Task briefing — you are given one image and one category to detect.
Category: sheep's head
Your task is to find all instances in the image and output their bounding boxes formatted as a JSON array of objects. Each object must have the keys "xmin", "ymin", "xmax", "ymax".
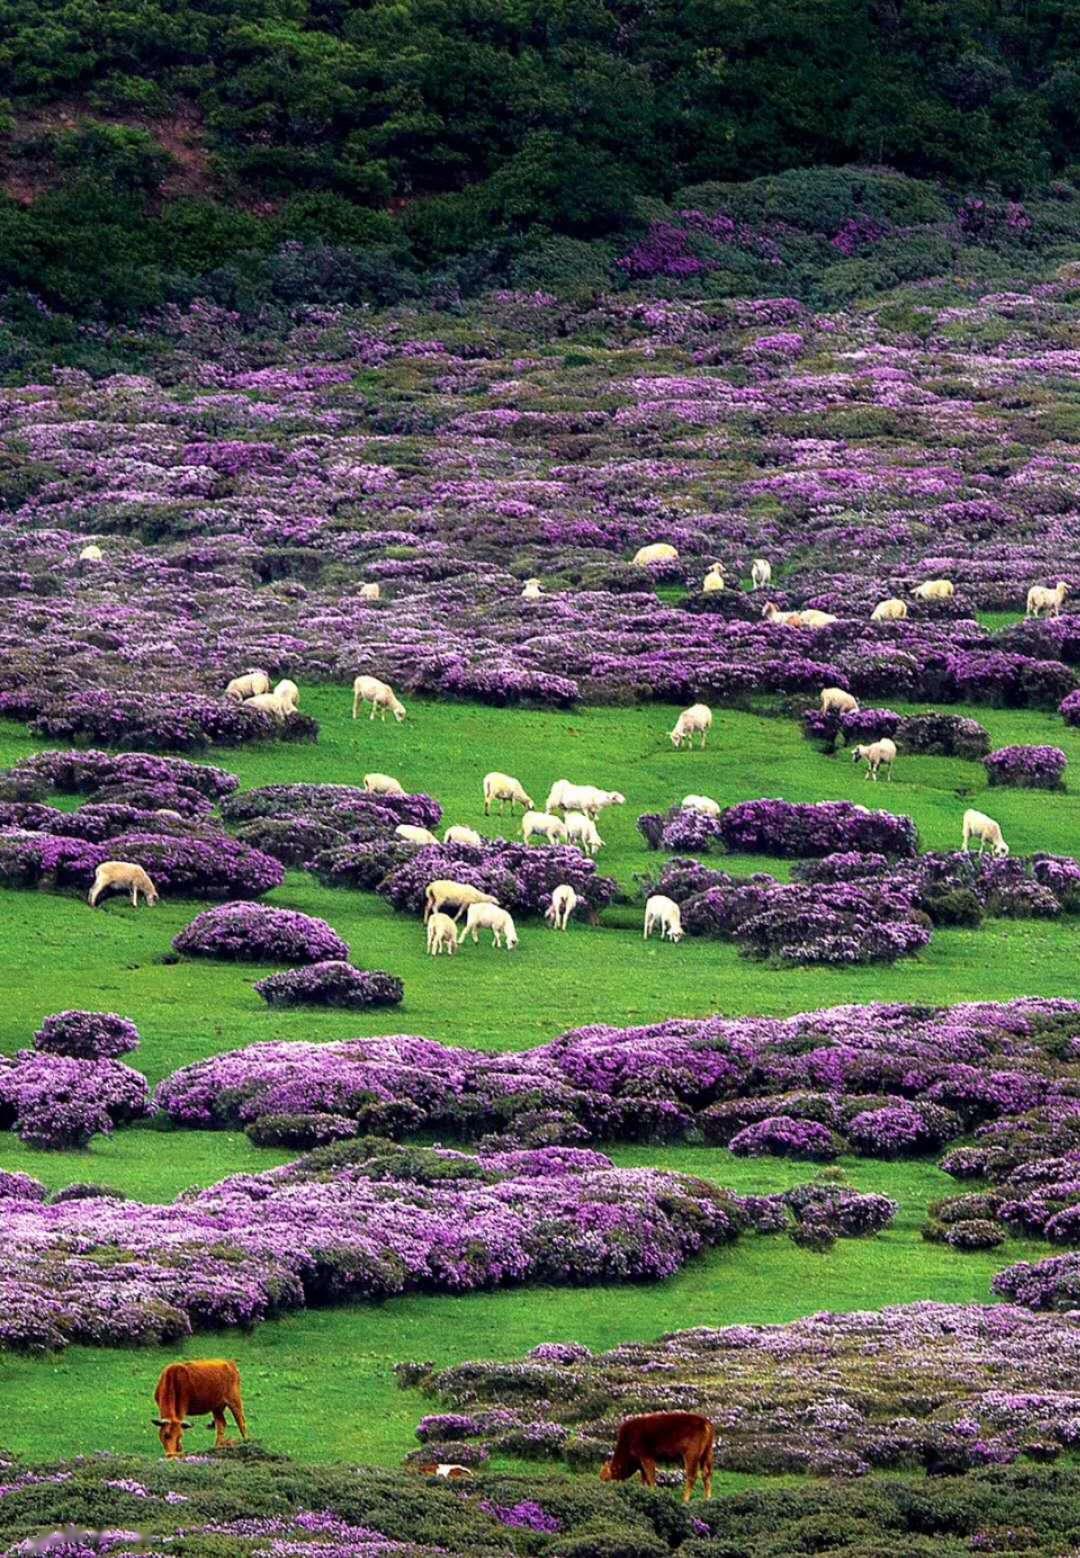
[{"xmin": 995, "ymin": 840, "xmax": 1010, "ymax": 858}]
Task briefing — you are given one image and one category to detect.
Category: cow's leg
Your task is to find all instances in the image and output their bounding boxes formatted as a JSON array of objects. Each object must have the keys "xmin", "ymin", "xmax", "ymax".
[
  {"xmin": 639, "ymin": 1457, "xmax": 657, "ymax": 1488},
  {"xmin": 683, "ymin": 1451, "xmax": 698, "ymax": 1502},
  {"xmin": 211, "ymin": 1408, "xmax": 229, "ymax": 1447},
  {"xmin": 703, "ymin": 1442, "xmax": 714, "ymax": 1500}
]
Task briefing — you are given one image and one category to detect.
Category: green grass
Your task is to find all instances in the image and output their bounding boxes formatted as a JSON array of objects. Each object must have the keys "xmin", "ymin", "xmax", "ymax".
[{"xmin": 0, "ymin": 688, "xmax": 1075, "ymax": 1466}]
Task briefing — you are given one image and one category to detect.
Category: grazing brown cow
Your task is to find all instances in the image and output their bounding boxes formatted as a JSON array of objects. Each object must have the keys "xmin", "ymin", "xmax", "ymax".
[
  {"xmin": 600, "ymin": 1411, "xmax": 714, "ymax": 1502},
  {"xmin": 152, "ymin": 1359, "xmax": 248, "ymax": 1459}
]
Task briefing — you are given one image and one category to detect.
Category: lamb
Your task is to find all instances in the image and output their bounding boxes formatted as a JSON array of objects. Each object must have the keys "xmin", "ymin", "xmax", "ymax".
[
  {"xmin": 670, "ymin": 703, "xmax": 713, "ymax": 749},
  {"xmin": 483, "ymin": 772, "xmax": 534, "ymax": 816},
  {"xmin": 426, "ymin": 911, "xmax": 459, "ymax": 956},
  {"xmin": 88, "ymin": 861, "xmax": 159, "ymax": 908},
  {"xmin": 563, "ymin": 810, "xmax": 604, "ymax": 856},
  {"xmin": 871, "ymin": 598, "xmax": 908, "ymax": 622},
  {"xmin": 423, "ymin": 880, "xmax": 499, "ymax": 922},
  {"xmin": 359, "ymin": 582, "xmax": 381, "ymax": 601},
  {"xmin": 352, "ymin": 675, "xmax": 407, "ymax": 722},
  {"xmin": 911, "ymin": 579, "xmax": 955, "ymax": 602},
  {"xmin": 643, "ymin": 894, "xmax": 683, "ymax": 943},
  {"xmin": 244, "ymin": 691, "xmax": 291, "ymax": 723},
  {"xmin": 631, "ymin": 542, "xmax": 679, "ymax": 567},
  {"xmin": 545, "ymin": 781, "xmax": 626, "ymax": 818},
  {"xmin": 225, "ymin": 669, "xmax": 271, "ymax": 702},
  {"xmin": 521, "ymin": 577, "xmax": 542, "ymax": 600},
  {"xmin": 444, "ymin": 824, "xmax": 484, "ymax": 848},
  {"xmin": 273, "ymin": 679, "xmax": 300, "ymax": 711},
  {"xmin": 1026, "ymin": 580, "xmax": 1070, "ymax": 618},
  {"xmin": 820, "ymin": 687, "xmax": 859, "ymax": 715},
  {"xmin": 78, "ymin": 544, "xmax": 104, "ymax": 563},
  {"xmin": 458, "ymin": 901, "xmax": 518, "ymax": 950},
  {"xmin": 851, "ymin": 738, "xmax": 897, "ymax": 781},
  {"xmin": 522, "ymin": 809, "xmax": 569, "ymax": 845},
  {"xmin": 962, "ymin": 808, "xmax": 1009, "ymax": 857},
  {"xmin": 395, "ymin": 824, "xmax": 439, "ymax": 846},
  {"xmin": 681, "ymin": 794, "xmax": 720, "ymax": 817},
  {"xmin": 364, "ymin": 772, "xmax": 405, "ymax": 796},
  {"xmin": 545, "ymin": 884, "xmax": 579, "ymax": 931},
  {"xmin": 751, "ymin": 558, "xmax": 772, "ymax": 590},
  {"xmin": 702, "ymin": 565, "xmax": 725, "ymax": 594}
]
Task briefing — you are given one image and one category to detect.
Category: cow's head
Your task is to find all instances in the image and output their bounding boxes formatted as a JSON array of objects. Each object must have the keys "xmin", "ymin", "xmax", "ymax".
[{"xmin": 152, "ymin": 1416, "xmax": 192, "ymax": 1458}]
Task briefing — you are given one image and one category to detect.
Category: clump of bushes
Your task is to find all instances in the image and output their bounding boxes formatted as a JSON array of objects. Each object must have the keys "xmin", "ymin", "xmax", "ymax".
[
  {"xmin": 984, "ymin": 744, "xmax": 1067, "ymax": 790},
  {"xmin": 173, "ymin": 902, "xmax": 349, "ymax": 964},
  {"xmin": 34, "ymin": 1011, "xmax": 140, "ymax": 1060},
  {"xmin": 254, "ymin": 961, "xmax": 404, "ymax": 1008}
]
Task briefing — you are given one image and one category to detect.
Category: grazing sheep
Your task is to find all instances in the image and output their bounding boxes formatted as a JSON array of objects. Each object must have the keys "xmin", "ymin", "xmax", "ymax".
[
  {"xmin": 521, "ymin": 578, "xmax": 542, "ymax": 600},
  {"xmin": 962, "ymin": 808, "xmax": 1009, "ymax": 857},
  {"xmin": 458, "ymin": 901, "xmax": 519, "ymax": 950},
  {"xmin": 702, "ymin": 565, "xmax": 725, "ymax": 594},
  {"xmin": 799, "ymin": 608, "xmax": 838, "ymax": 627},
  {"xmin": 78, "ymin": 544, "xmax": 104, "ymax": 563},
  {"xmin": 426, "ymin": 911, "xmax": 459, "ymax": 956},
  {"xmin": 681, "ymin": 794, "xmax": 721, "ymax": 816},
  {"xmin": 352, "ymin": 675, "xmax": 406, "ymax": 722},
  {"xmin": 363, "ymin": 772, "xmax": 405, "ymax": 796},
  {"xmin": 761, "ymin": 601, "xmax": 804, "ymax": 627},
  {"xmin": 359, "ymin": 583, "xmax": 380, "ymax": 601},
  {"xmin": 226, "ymin": 670, "xmax": 271, "ymax": 702},
  {"xmin": 751, "ymin": 558, "xmax": 772, "ymax": 590},
  {"xmin": 851, "ymin": 738, "xmax": 897, "ymax": 781},
  {"xmin": 545, "ymin": 884, "xmax": 579, "ymax": 931},
  {"xmin": 483, "ymin": 772, "xmax": 533, "ymax": 816},
  {"xmin": 423, "ymin": 880, "xmax": 499, "ymax": 922},
  {"xmin": 522, "ymin": 809, "xmax": 569, "ymax": 845},
  {"xmin": 274, "ymin": 679, "xmax": 300, "ymax": 711},
  {"xmin": 871, "ymin": 598, "xmax": 908, "ymax": 622},
  {"xmin": 395, "ymin": 824, "xmax": 439, "ymax": 846},
  {"xmin": 671, "ymin": 703, "xmax": 713, "ymax": 750},
  {"xmin": 88, "ymin": 861, "xmax": 159, "ymax": 908},
  {"xmin": 444, "ymin": 824, "xmax": 484, "ymax": 848},
  {"xmin": 632, "ymin": 542, "xmax": 679, "ymax": 567},
  {"xmin": 911, "ymin": 579, "xmax": 955, "ymax": 602},
  {"xmin": 563, "ymin": 810, "xmax": 604, "ymax": 857},
  {"xmin": 244, "ymin": 691, "xmax": 291, "ymax": 723},
  {"xmin": 545, "ymin": 781, "xmax": 626, "ymax": 818},
  {"xmin": 1026, "ymin": 580, "xmax": 1070, "ymax": 618},
  {"xmin": 643, "ymin": 894, "xmax": 683, "ymax": 943},
  {"xmin": 820, "ymin": 687, "xmax": 859, "ymax": 716}
]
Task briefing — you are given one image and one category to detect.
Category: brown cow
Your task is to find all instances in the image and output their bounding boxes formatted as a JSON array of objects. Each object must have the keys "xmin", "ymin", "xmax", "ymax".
[
  {"xmin": 152, "ymin": 1359, "xmax": 248, "ymax": 1459},
  {"xmin": 600, "ymin": 1411, "xmax": 714, "ymax": 1502}
]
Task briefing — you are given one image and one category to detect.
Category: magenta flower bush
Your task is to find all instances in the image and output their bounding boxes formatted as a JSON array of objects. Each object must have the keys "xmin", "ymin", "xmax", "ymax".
[
  {"xmin": 718, "ymin": 799, "xmax": 918, "ymax": 857},
  {"xmin": 34, "ymin": 1011, "xmax": 140, "ymax": 1060},
  {"xmin": 0, "ymin": 829, "xmax": 285, "ymax": 900},
  {"xmin": 375, "ymin": 841, "xmax": 616, "ymax": 918},
  {"xmin": 173, "ymin": 903, "xmax": 349, "ymax": 964},
  {"xmin": 1060, "ymin": 688, "xmax": 1080, "ymax": 726},
  {"xmin": 220, "ymin": 782, "xmax": 442, "ymax": 833},
  {"xmin": 254, "ymin": 962, "xmax": 403, "ymax": 1008},
  {"xmin": 29, "ymin": 692, "xmax": 317, "ymax": 751},
  {"xmin": 0, "ymin": 1051, "xmax": 152, "ymax": 1150},
  {"xmin": 984, "ymin": 744, "xmax": 1067, "ymax": 790},
  {"xmin": 728, "ymin": 1116, "xmax": 842, "ymax": 1161},
  {"xmin": 7, "ymin": 749, "xmax": 238, "ymax": 800}
]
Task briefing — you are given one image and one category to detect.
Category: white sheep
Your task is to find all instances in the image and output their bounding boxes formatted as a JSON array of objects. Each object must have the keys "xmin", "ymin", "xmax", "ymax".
[
  {"xmin": 820, "ymin": 687, "xmax": 859, "ymax": 715},
  {"xmin": 761, "ymin": 601, "xmax": 803, "ymax": 627},
  {"xmin": 352, "ymin": 675, "xmax": 406, "ymax": 722},
  {"xmin": 871, "ymin": 598, "xmax": 908, "ymax": 622},
  {"xmin": 78, "ymin": 544, "xmax": 104, "ymax": 563},
  {"xmin": 364, "ymin": 772, "xmax": 405, "ymax": 796},
  {"xmin": 521, "ymin": 578, "xmax": 542, "ymax": 600},
  {"xmin": 643, "ymin": 894, "xmax": 683, "ymax": 943},
  {"xmin": 444, "ymin": 824, "xmax": 484, "ymax": 848},
  {"xmin": 1026, "ymin": 580, "xmax": 1070, "ymax": 618},
  {"xmin": 563, "ymin": 810, "xmax": 604, "ymax": 857},
  {"xmin": 631, "ymin": 542, "xmax": 679, "ymax": 567},
  {"xmin": 88, "ymin": 861, "xmax": 159, "ymax": 908},
  {"xmin": 681, "ymin": 794, "xmax": 721, "ymax": 817},
  {"xmin": 851, "ymin": 738, "xmax": 897, "ymax": 781},
  {"xmin": 426, "ymin": 911, "xmax": 459, "ymax": 956},
  {"xmin": 244, "ymin": 691, "xmax": 291, "ymax": 723},
  {"xmin": 483, "ymin": 772, "xmax": 533, "ymax": 816},
  {"xmin": 274, "ymin": 678, "xmax": 300, "ymax": 711},
  {"xmin": 799, "ymin": 608, "xmax": 838, "ymax": 627},
  {"xmin": 458, "ymin": 901, "xmax": 518, "ymax": 950},
  {"xmin": 545, "ymin": 781, "xmax": 626, "ymax": 818},
  {"xmin": 670, "ymin": 703, "xmax": 713, "ymax": 749},
  {"xmin": 751, "ymin": 558, "xmax": 772, "ymax": 590},
  {"xmin": 226, "ymin": 669, "xmax": 270, "ymax": 702},
  {"xmin": 702, "ymin": 565, "xmax": 725, "ymax": 594},
  {"xmin": 912, "ymin": 579, "xmax": 955, "ymax": 602},
  {"xmin": 423, "ymin": 880, "xmax": 499, "ymax": 922},
  {"xmin": 396, "ymin": 824, "xmax": 439, "ymax": 846},
  {"xmin": 545, "ymin": 884, "xmax": 579, "ymax": 931},
  {"xmin": 962, "ymin": 808, "xmax": 1009, "ymax": 857},
  {"xmin": 359, "ymin": 583, "xmax": 381, "ymax": 601},
  {"xmin": 522, "ymin": 810, "xmax": 569, "ymax": 845}
]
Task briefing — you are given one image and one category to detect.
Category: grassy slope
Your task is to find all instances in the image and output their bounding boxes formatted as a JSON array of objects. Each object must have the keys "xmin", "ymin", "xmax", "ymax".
[{"xmin": 0, "ymin": 685, "xmax": 1075, "ymax": 1465}]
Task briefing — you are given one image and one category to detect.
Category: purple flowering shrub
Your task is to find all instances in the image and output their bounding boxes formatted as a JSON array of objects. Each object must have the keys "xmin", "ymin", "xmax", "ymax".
[
  {"xmin": 984, "ymin": 744, "xmax": 1067, "ymax": 790},
  {"xmin": 7, "ymin": 749, "xmax": 238, "ymax": 799},
  {"xmin": 29, "ymin": 692, "xmax": 318, "ymax": 752},
  {"xmin": 719, "ymin": 799, "xmax": 918, "ymax": 857},
  {"xmin": 34, "ymin": 1011, "xmax": 140, "ymax": 1060},
  {"xmin": 173, "ymin": 903, "xmax": 349, "ymax": 964},
  {"xmin": 254, "ymin": 962, "xmax": 403, "ymax": 1008},
  {"xmin": 1061, "ymin": 688, "xmax": 1080, "ymax": 727},
  {"xmin": 729, "ymin": 1116, "xmax": 842, "ymax": 1161},
  {"xmin": 220, "ymin": 783, "xmax": 441, "ymax": 832},
  {"xmin": 0, "ymin": 1050, "xmax": 152, "ymax": 1150},
  {"xmin": 377, "ymin": 842, "xmax": 616, "ymax": 917},
  {"xmin": 638, "ymin": 806, "xmax": 724, "ymax": 853}
]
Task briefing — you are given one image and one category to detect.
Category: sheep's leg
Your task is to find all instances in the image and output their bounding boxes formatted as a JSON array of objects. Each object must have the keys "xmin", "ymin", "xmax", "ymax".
[{"xmin": 131, "ymin": 885, "xmax": 139, "ymax": 906}]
